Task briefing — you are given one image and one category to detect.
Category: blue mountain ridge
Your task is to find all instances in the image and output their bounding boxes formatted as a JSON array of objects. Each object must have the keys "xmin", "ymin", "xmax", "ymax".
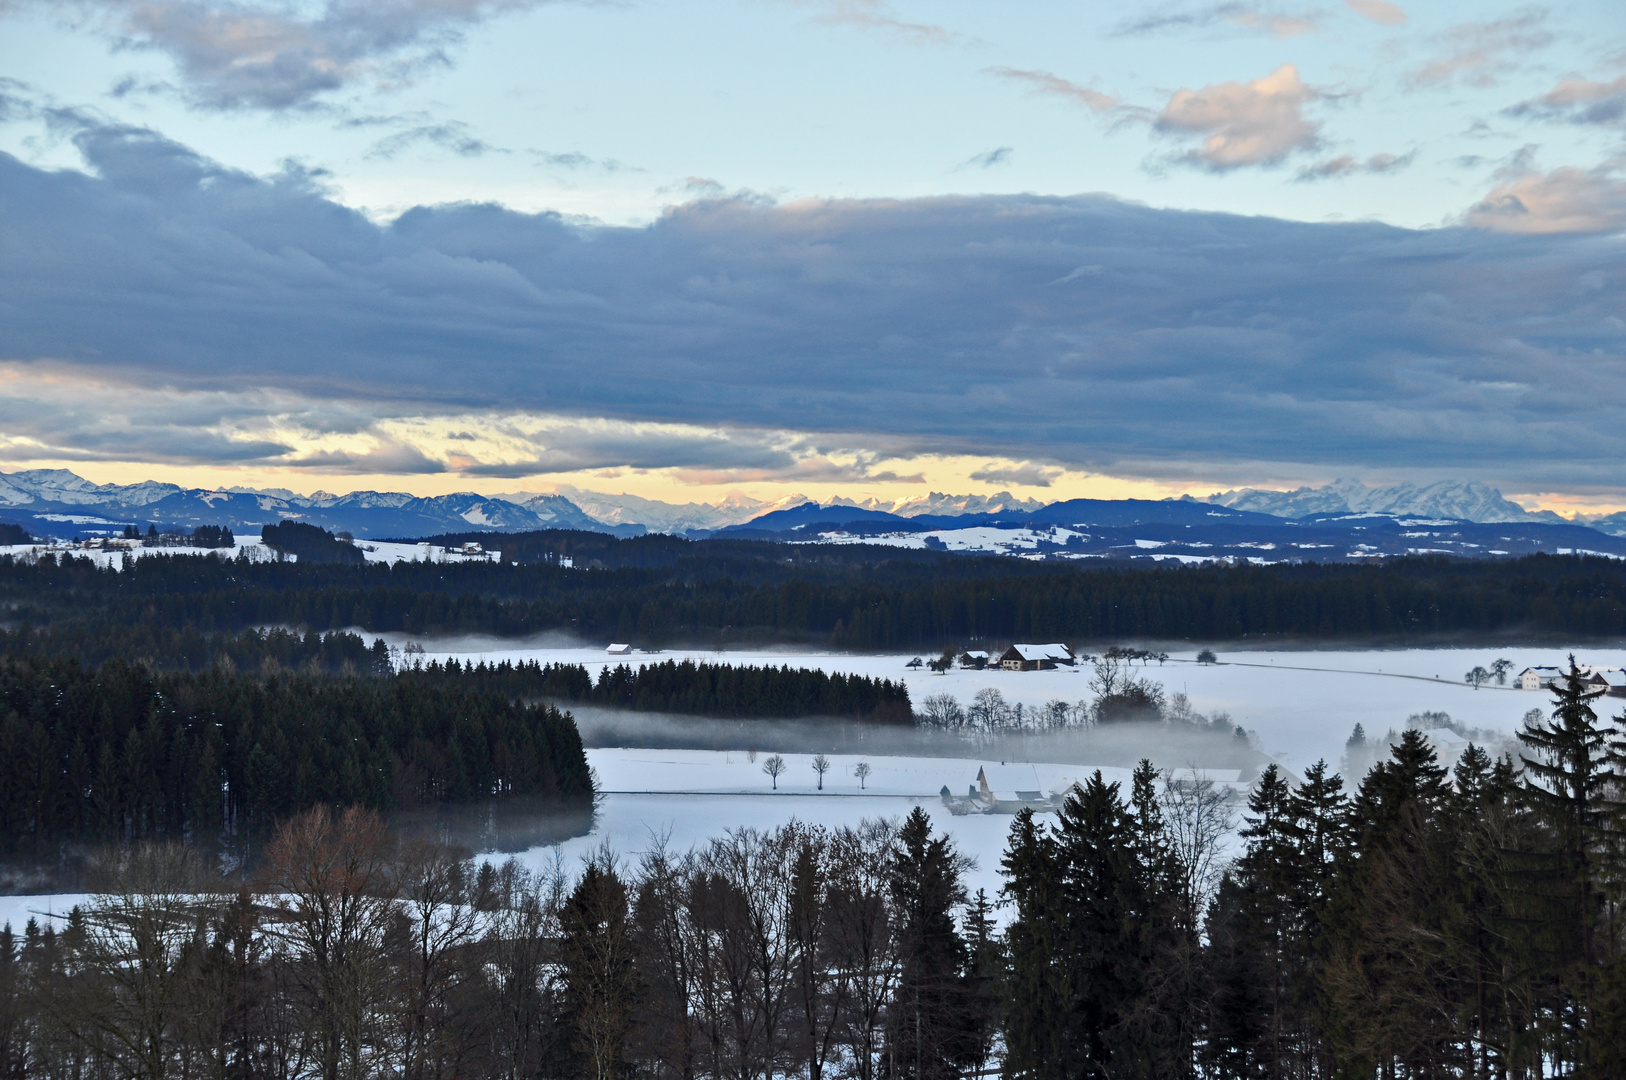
[
  {"xmin": 0, "ymin": 484, "xmax": 644, "ymax": 541},
  {"xmin": 718, "ymin": 497, "xmax": 1310, "ymax": 535},
  {"xmin": 717, "ymin": 500, "xmax": 1626, "ymax": 563},
  {"xmin": 3, "ymin": 468, "xmax": 1625, "ymax": 563}
]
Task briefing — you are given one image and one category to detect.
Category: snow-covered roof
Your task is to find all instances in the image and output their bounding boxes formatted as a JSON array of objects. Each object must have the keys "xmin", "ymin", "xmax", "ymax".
[
  {"xmin": 1415, "ymin": 727, "xmax": 1470, "ymax": 751},
  {"xmin": 1520, "ymin": 666, "xmax": 1562, "ymax": 676},
  {"xmin": 976, "ymin": 765, "xmax": 1048, "ymax": 799},
  {"xmin": 962, "ymin": 650, "xmax": 990, "ymax": 659},
  {"xmin": 1007, "ymin": 643, "xmax": 1073, "ymax": 662},
  {"xmin": 606, "ymin": 643, "xmax": 632, "ymax": 654}
]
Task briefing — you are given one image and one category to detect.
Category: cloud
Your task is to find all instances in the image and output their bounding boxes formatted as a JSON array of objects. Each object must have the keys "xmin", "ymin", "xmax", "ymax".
[
  {"xmin": 0, "ymin": 77, "xmax": 37, "ymax": 123},
  {"xmin": 1295, "ymin": 149, "xmax": 1414, "ymax": 181},
  {"xmin": 1408, "ymin": 10, "xmax": 1553, "ymax": 90},
  {"xmin": 962, "ymin": 147, "xmax": 1013, "ymax": 169},
  {"xmin": 1114, "ymin": 4, "xmax": 1320, "ymax": 39},
  {"xmin": 666, "ymin": 176, "xmax": 727, "ymax": 197},
  {"xmin": 1156, "ymin": 64, "xmax": 1320, "ymax": 169},
  {"xmin": 50, "ymin": 0, "xmax": 556, "ymax": 111},
  {"xmin": 970, "ymin": 463, "xmax": 1062, "ymax": 488},
  {"xmin": 1467, "ymin": 167, "xmax": 1626, "ymax": 234},
  {"xmin": 4, "ymin": 120, "xmax": 1626, "ymax": 491},
  {"xmin": 283, "ymin": 444, "xmax": 448, "ymax": 474},
  {"xmin": 366, "ymin": 121, "xmax": 497, "ymax": 160},
  {"xmin": 0, "ymin": 364, "xmax": 297, "ymax": 465},
  {"xmin": 531, "ymin": 150, "xmax": 631, "ymax": 172},
  {"xmin": 987, "ymin": 67, "xmax": 1119, "ymax": 113},
  {"xmin": 1345, "ymin": 0, "xmax": 1404, "ymax": 26},
  {"xmin": 795, "ymin": 0, "xmax": 959, "ymax": 46},
  {"xmin": 1509, "ymin": 74, "xmax": 1626, "ymax": 129}
]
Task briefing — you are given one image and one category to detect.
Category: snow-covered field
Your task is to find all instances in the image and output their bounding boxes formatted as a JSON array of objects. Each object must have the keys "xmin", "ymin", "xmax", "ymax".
[
  {"xmin": 361, "ymin": 640, "xmax": 1611, "ymax": 899},
  {"xmin": 6, "ymin": 642, "xmax": 1611, "ymax": 923},
  {"xmin": 0, "ymin": 536, "xmax": 499, "ymax": 568},
  {"xmin": 802, "ymin": 526, "xmax": 1089, "ymax": 558},
  {"xmin": 378, "ymin": 639, "xmax": 1594, "ymax": 771},
  {"xmin": 0, "ymin": 535, "xmax": 277, "ymax": 568},
  {"xmin": 355, "ymin": 540, "xmax": 501, "ymax": 564}
]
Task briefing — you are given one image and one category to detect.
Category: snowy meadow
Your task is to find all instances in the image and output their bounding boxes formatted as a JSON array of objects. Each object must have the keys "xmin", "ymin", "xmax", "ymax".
[
  {"xmin": 0, "ymin": 638, "xmax": 1608, "ymax": 930},
  {"xmin": 360, "ymin": 639, "xmax": 1606, "ymax": 896}
]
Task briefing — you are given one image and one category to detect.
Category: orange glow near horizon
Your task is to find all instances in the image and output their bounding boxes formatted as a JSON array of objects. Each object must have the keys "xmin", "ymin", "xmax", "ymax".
[{"xmin": 1, "ymin": 454, "xmax": 1620, "ymax": 518}]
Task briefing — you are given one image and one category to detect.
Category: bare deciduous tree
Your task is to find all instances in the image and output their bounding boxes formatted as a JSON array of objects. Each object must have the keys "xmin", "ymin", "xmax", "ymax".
[
  {"xmin": 57, "ymin": 842, "xmax": 213, "ymax": 1080},
  {"xmin": 1160, "ymin": 769, "xmax": 1237, "ymax": 933},
  {"xmin": 917, "ymin": 694, "xmax": 965, "ymax": 730},
  {"xmin": 763, "ymin": 756, "xmax": 787, "ymax": 790},
  {"xmin": 393, "ymin": 835, "xmax": 481, "ymax": 1080},
  {"xmin": 261, "ymin": 805, "xmax": 399, "ymax": 1080}
]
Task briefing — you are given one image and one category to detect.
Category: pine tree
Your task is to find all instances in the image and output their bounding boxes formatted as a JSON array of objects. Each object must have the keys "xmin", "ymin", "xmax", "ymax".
[
  {"xmin": 1518, "ymin": 657, "xmax": 1621, "ymax": 1072},
  {"xmin": 559, "ymin": 862, "xmax": 638, "ymax": 1080},
  {"xmin": 1520, "ymin": 656, "xmax": 1612, "ymax": 945},
  {"xmin": 1224, "ymin": 765, "xmax": 1299, "ymax": 1074},
  {"xmin": 960, "ymin": 889, "xmax": 1002, "ymax": 1077},
  {"xmin": 1001, "ymin": 772, "xmax": 1174, "ymax": 1080},
  {"xmin": 1000, "ymin": 808, "xmax": 1065, "ymax": 1080},
  {"xmin": 885, "ymin": 807, "xmax": 973, "ymax": 1080},
  {"xmin": 1318, "ymin": 730, "xmax": 1459, "ymax": 1075}
]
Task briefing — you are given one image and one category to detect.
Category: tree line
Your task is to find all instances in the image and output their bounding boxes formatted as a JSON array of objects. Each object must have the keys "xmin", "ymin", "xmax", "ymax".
[
  {"xmin": 0, "ymin": 657, "xmax": 592, "ymax": 856},
  {"xmin": 1, "ymin": 804, "xmax": 1005, "ymax": 1080},
  {"xmin": 6, "ymin": 662, "xmax": 1626, "ymax": 1077},
  {"xmin": 12, "ymin": 546, "xmax": 1626, "ymax": 650},
  {"xmin": 259, "ymin": 521, "xmax": 366, "ymax": 564},
  {"xmin": 421, "ymin": 658, "xmax": 914, "ymax": 724},
  {"xmin": 0, "ymin": 623, "xmax": 396, "ymax": 674}
]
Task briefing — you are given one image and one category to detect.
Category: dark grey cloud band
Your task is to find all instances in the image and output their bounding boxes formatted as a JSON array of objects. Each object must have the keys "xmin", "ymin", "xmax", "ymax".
[{"xmin": 2, "ymin": 121, "xmax": 1624, "ymax": 488}]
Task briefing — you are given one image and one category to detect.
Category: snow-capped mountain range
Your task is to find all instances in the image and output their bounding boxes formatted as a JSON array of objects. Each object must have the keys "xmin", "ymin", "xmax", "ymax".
[
  {"xmin": 1, "ymin": 469, "xmax": 1621, "ymax": 544},
  {"xmin": 1202, "ymin": 479, "xmax": 1566, "ymax": 525},
  {"xmin": 0, "ymin": 469, "xmax": 628, "ymax": 540}
]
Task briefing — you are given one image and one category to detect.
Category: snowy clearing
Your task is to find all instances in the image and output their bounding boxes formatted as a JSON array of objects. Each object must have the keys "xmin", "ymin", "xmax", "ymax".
[
  {"xmin": 0, "ymin": 535, "xmax": 501, "ymax": 568},
  {"xmin": 355, "ymin": 540, "xmax": 501, "ymax": 564},
  {"xmin": 0, "ymin": 535, "xmax": 278, "ymax": 568},
  {"xmin": 376, "ymin": 639, "xmax": 1602, "ymax": 772}
]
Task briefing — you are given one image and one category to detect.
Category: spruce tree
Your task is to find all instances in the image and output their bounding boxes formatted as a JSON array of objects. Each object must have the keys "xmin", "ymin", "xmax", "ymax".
[
  {"xmin": 885, "ymin": 807, "xmax": 974, "ymax": 1080},
  {"xmin": 559, "ymin": 862, "xmax": 637, "ymax": 1080},
  {"xmin": 960, "ymin": 889, "xmax": 1002, "ymax": 1077},
  {"xmin": 1002, "ymin": 771, "xmax": 1178, "ymax": 1080},
  {"xmin": 1517, "ymin": 657, "xmax": 1620, "ymax": 1071},
  {"xmin": 1001, "ymin": 807, "xmax": 1065, "ymax": 1080},
  {"xmin": 1520, "ymin": 656, "xmax": 1611, "ymax": 931},
  {"xmin": 1321, "ymin": 730, "xmax": 1458, "ymax": 1076}
]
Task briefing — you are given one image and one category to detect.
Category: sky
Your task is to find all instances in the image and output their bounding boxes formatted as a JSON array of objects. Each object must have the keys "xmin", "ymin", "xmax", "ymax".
[{"xmin": 0, "ymin": 0, "xmax": 1623, "ymax": 513}]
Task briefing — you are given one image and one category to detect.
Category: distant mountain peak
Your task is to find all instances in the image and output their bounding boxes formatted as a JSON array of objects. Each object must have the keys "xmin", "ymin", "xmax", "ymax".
[{"xmin": 1203, "ymin": 479, "xmax": 1562, "ymax": 524}]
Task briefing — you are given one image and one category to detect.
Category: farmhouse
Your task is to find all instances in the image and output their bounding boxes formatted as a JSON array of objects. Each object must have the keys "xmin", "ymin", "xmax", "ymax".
[
  {"xmin": 998, "ymin": 643, "xmax": 1075, "ymax": 671},
  {"xmin": 1520, "ymin": 664, "xmax": 1626, "ymax": 696},
  {"xmin": 606, "ymin": 643, "xmax": 633, "ymax": 655},
  {"xmin": 1519, "ymin": 666, "xmax": 1563, "ymax": 690},
  {"xmin": 959, "ymin": 650, "xmax": 991, "ymax": 669},
  {"xmin": 1585, "ymin": 668, "xmax": 1626, "ymax": 697}
]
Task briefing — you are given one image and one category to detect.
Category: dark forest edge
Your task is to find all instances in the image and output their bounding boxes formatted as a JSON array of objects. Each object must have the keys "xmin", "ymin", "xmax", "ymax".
[
  {"xmin": 0, "ymin": 656, "xmax": 593, "ymax": 861},
  {"xmin": 11, "ymin": 546, "xmax": 1626, "ymax": 649},
  {"xmin": 5, "ymin": 663, "xmax": 1626, "ymax": 1078},
  {"xmin": 417, "ymin": 657, "xmax": 914, "ymax": 724}
]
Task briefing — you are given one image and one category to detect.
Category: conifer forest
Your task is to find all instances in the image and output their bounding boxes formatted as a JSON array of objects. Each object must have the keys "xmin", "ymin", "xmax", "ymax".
[
  {"xmin": 2, "ymin": 543, "xmax": 1626, "ymax": 1078},
  {"xmin": 0, "ymin": 662, "xmax": 1622, "ymax": 1078}
]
